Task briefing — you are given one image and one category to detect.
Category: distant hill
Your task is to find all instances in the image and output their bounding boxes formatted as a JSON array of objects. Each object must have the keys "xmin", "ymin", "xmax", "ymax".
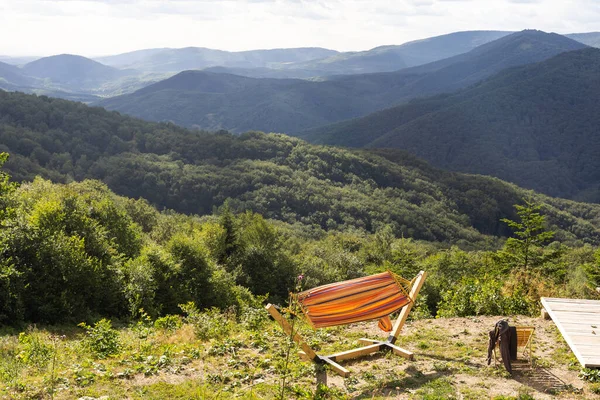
[
  {"xmin": 281, "ymin": 30, "xmax": 512, "ymax": 75},
  {"xmin": 0, "ymin": 54, "xmax": 172, "ymax": 99},
  {"xmin": 4, "ymin": 90, "xmax": 600, "ymax": 246},
  {"xmin": 202, "ymin": 66, "xmax": 329, "ymax": 79},
  {"xmin": 22, "ymin": 54, "xmax": 134, "ymax": 89},
  {"xmin": 0, "ymin": 61, "xmax": 35, "ymax": 88},
  {"xmin": 301, "ymin": 48, "xmax": 600, "ymax": 201},
  {"xmin": 99, "ymin": 30, "xmax": 587, "ymax": 133},
  {"xmin": 95, "ymin": 47, "xmax": 339, "ymax": 73},
  {"xmin": 0, "ymin": 60, "xmax": 103, "ymax": 102},
  {"xmin": 566, "ymin": 32, "xmax": 600, "ymax": 48}
]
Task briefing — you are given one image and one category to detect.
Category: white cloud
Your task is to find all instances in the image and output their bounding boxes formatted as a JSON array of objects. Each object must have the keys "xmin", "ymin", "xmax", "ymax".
[{"xmin": 0, "ymin": 0, "xmax": 598, "ymax": 56}]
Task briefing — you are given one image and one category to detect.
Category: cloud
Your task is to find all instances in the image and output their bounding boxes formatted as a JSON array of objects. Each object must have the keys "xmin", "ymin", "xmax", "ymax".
[{"xmin": 0, "ymin": 0, "xmax": 599, "ymax": 56}]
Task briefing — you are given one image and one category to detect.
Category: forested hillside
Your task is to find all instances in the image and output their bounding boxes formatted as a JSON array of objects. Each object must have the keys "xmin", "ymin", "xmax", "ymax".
[
  {"xmin": 2, "ymin": 90, "xmax": 600, "ymax": 247},
  {"xmin": 304, "ymin": 48, "xmax": 600, "ymax": 202},
  {"xmin": 270, "ymin": 30, "xmax": 512, "ymax": 76},
  {"xmin": 98, "ymin": 30, "xmax": 585, "ymax": 133},
  {"xmin": 2, "ymin": 76, "xmax": 600, "ymax": 400}
]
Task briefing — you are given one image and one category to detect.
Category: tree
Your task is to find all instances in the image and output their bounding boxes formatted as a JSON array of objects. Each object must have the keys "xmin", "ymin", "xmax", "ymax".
[
  {"xmin": 500, "ymin": 199, "xmax": 555, "ymax": 269},
  {"xmin": 0, "ymin": 152, "xmax": 17, "ymax": 222}
]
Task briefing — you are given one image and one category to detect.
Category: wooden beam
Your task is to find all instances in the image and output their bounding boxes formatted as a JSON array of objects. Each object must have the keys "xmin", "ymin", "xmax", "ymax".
[
  {"xmin": 388, "ymin": 270, "xmax": 427, "ymax": 344},
  {"xmin": 266, "ymin": 304, "xmax": 318, "ymax": 361},
  {"xmin": 541, "ymin": 307, "xmax": 550, "ymax": 320},
  {"xmin": 319, "ymin": 357, "xmax": 350, "ymax": 377},
  {"xmin": 327, "ymin": 343, "xmax": 383, "ymax": 361},
  {"xmin": 359, "ymin": 338, "xmax": 382, "ymax": 345},
  {"xmin": 387, "ymin": 343, "xmax": 414, "ymax": 360}
]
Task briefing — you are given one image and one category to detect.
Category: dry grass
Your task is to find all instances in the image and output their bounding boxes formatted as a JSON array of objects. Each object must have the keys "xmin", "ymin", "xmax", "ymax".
[{"xmin": 0, "ymin": 315, "xmax": 598, "ymax": 399}]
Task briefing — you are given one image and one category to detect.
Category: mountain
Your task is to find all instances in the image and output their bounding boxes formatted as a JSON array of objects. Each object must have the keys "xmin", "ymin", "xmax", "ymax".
[
  {"xmin": 0, "ymin": 61, "xmax": 35, "ymax": 88},
  {"xmin": 4, "ymin": 90, "xmax": 600, "ymax": 245},
  {"xmin": 202, "ymin": 66, "xmax": 329, "ymax": 79},
  {"xmin": 566, "ymin": 32, "xmax": 600, "ymax": 48},
  {"xmin": 22, "ymin": 54, "xmax": 135, "ymax": 89},
  {"xmin": 98, "ymin": 70, "xmax": 383, "ymax": 132},
  {"xmin": 6, "ymin": 54, "xmax": 172, "ymax": 99},
  {"xmin": 92, "ymin": 32, "xmax": 513, "ymax": 80},
  {"xmin": 95, "ymin": 47, "xmax": 339, "ymax": 73},
  {"xmin": 98, "ymin": 30, "xmax": 587, "ymax": 133},
  {"xmin": 301, "ymin": 48, "xmax": 600, "ymax": 201},
  {"xmin": 94, "ymin": 48, "xmax": 170, "ymax": 68},
  {"xmin": 281, "ymin": 30, "xmax": 512, "ymax": 75},
  {"xmin": 0, "ymin": 60, "xmax": 104, "ymax": 102}
]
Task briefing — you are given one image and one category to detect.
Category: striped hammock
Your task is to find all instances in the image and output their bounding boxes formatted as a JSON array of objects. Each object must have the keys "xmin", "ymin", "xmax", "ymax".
[{"xmin": 293, "ymin": 271, "xmax": 412, "ymax": 332}]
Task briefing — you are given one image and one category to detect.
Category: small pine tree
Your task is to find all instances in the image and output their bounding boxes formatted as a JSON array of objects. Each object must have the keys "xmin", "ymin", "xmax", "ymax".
[
  {"xmin": 500, "ymin": 199, "xmax": 555, "ymax": 270},
  {"xmin": 218, "ymin": 200, "xmax": 237, "ymax": 266}
]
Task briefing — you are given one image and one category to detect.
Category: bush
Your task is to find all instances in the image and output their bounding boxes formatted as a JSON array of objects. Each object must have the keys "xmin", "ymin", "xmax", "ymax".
[
  {"xmin": 179, "ymin": 302, "xmax": 234, "ymax": 340},
  {"xmin": 154, "ymin": 315, "xmax": 183, "ymax": 332},
  {"xmin": 16, "ymin": 330, "xmax": 52, "ymax": 367},
  {"xmin": 580, "ymin": 368, "xmax": 600, "ymax": 382},
  {"xmin": 79, "ymin": 319, "xmax": 120, "ymax": 358}
]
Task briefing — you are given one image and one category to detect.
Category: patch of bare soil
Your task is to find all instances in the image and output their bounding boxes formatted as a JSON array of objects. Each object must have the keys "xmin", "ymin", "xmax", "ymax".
[{"xmin": 312, "ymin": 315, "xmax": 598, "ymax": 399}]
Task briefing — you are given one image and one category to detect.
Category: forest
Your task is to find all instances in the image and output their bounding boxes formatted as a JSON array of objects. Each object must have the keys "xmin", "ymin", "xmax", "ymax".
[
  {"xmin": 2, "ymin": 66, "xmax": 600, "ymax": 400},
  {"xmin": 303, "ymin": 48, "xmax": 600, "ymax": 202},
  {"xmin": 3, "ymin": 90, "xmax": 600, "ymax": 249},
  {"xmin": 2, "ymin": 149, "xmax": 600, "ymax": 327}
]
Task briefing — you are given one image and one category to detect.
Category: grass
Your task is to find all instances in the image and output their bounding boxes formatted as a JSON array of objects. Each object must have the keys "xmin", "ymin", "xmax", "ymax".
[{"xmin": 0, "ymin": 314, "xmax": 598, "ymax": 399}]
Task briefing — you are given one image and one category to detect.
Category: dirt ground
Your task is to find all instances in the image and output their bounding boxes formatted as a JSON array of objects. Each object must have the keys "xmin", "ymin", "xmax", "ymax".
[{"xmin": 309, "ymin": 315, "xmax": 599, "ymax": 399}]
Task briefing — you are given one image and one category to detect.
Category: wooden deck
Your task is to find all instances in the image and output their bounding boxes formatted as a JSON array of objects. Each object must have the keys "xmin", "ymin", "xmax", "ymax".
[{"xmin": 541, "ymin": 297, "xmax": 600, "ymax": 368}]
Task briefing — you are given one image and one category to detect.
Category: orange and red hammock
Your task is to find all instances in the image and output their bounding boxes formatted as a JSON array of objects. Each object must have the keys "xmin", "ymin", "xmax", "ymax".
[{"xmin": 293, "ymin": 271, "xmax": 413, "ymax": 332}]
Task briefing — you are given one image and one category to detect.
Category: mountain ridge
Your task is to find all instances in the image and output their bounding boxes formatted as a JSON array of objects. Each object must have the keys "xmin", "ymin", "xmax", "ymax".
[
  {"xmin": 300, "ymin": 47, "xmax": 600, "ymax": 201},
  {"xmin": 98, "ymin": 30, "xmax": 587, "ymax": 133},
  {"xmin": 4, "ymin": 89, "xmax": 600, "ymax": 245}
]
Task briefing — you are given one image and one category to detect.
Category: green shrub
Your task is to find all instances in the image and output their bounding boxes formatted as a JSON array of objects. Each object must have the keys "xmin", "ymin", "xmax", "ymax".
[
  {"xmin": 154, "ymin": 315, "xmax": 183, "ymax": 331},
  {"xmin": 16, "ymin": 330, "xmax": 52, "ymax": 367},
  {"xmin": 79, "ymin": 319, "xmax": 120, "ymax": 358},
  {"xmin": 580, "ymin": 368, "xmax": 600, "ymax": 382},
  {"xmin": 179, "ymin": 302, "xmax": 233, "ymax": 340}
]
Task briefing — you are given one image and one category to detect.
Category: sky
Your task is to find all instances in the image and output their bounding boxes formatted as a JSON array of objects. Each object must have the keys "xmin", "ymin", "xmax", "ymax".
[{"xmin": 0, "ymin": 0, "xmax": 599, "ymax": 57}]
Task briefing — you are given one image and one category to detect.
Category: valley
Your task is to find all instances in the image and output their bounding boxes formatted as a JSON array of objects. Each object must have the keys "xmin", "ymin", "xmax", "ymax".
[{"xmin": 2, "ymin": 17, "xmax": 600, "ymax": 399}]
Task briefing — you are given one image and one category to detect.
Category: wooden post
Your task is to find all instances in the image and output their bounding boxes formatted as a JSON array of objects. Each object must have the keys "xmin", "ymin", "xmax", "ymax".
[
  {"xmin": 265, "ymin": 304, "xmax": 318, "ymax": 361},
  {"xmin": 388, "ymin": 270, "xmax": 427, "ymax": 344},
  {"xmin": 541, "ymin": 307, "xmax": 550, "ymax": 320}
]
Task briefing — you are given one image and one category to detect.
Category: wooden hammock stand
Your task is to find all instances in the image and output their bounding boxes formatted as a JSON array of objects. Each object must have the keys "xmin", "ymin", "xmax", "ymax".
[{"xmin": 266, "ymin": 270, "xmax": 427, "ymax": 377}]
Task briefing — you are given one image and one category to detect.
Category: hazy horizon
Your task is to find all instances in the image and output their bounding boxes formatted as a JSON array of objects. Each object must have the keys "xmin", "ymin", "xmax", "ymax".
[{"xmin": 1, "ymin": 0, "xmax": 599, "ymax": 57}]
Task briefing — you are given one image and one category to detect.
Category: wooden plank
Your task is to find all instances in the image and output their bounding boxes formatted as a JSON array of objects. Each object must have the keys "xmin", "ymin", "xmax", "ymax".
[
  {"xmin": 542, "ymin": 298, "xmax": 600, "ymax": 305},
  {"xmin": 389, "ymin": 270, "xmax": 427, "ymax": 344},
  {"xmin": 567, "ymin": 335, "xmax": 600, "ymax": 342},
  {"xmin": 265, "ymin": 304, "xmax": 318, "ymax": 360},
  {"xmin": 359, "ymin": 338, "xmax": 382, "ymax": 345},
  {"xmin": 327, "ymin": 343, "xmax": 382, "ymax": 361},
  {"xmin": 387, "ymin": 343, "xmax": 414, "ymax": 360},
  {"xmin": 552, "ymin": 310, "xmax": 600, "ymax": 317},
  {"xmin": 545, "ymin": 305, "xmax": 600, "ymax": 312},
  {"xmin": 541, "ymin": 297, "xmax": 600, "ymax": 369},
  {"xmin": 320, "ymin": 357, "xmax": 350, "ymax": 377},
  {"xmin": 558, "ymin": 323, "xmax": 600, "ymax": 330},
  {"xmin": 550, "ymin": 314, "xmax": 600, "ymax": 326}
]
